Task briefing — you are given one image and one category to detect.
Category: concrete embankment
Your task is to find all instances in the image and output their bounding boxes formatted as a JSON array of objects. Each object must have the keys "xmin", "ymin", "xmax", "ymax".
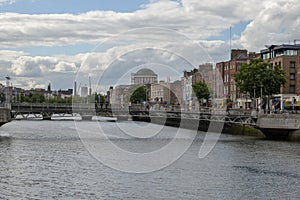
[
  {"xmin": 257, "ymin": 114, "xmax": 300, "ymax": 142},
  {"xmin": 147, "ymin": 115, "xmax": 265, "ymax": 138},
  {"xmin": 198, "ymin": 123, "xmax": 300, "ymax": 142},
  {"xmin": 0, "ymin": 108, "xmax": 11, "ymax": 127},
  {"xmin": 141, "ymin": 115, "xmax": 300, "ymax": 142}
]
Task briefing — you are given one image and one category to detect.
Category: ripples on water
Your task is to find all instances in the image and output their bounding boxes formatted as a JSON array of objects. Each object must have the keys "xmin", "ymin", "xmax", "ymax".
[{"xmin": 0, "ymin": 120, "xmax": 299, "ymax": 199}]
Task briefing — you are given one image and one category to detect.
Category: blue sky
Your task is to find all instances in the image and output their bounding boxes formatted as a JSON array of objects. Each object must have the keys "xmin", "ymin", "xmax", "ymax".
[
  {"xmin": 208, "ymin": 21, "xmax": 250, "ymax": 41},
  {"xmin": 2, "ymin": 0, "xmax": 149, "ymax": 14}
]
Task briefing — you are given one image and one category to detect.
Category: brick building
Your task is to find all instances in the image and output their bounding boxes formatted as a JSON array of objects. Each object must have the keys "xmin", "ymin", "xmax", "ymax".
[
  {"xmin": 216, "ymin": 49, "xmax": 251, "ymax": 100},
  {"xmin": 260, "ymin": 44, "xmax": 300, "ymax": 95}
]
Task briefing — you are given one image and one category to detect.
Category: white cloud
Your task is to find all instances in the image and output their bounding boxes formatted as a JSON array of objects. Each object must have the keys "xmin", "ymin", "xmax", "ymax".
[
  {"xmin": 0, "ymin": 0, "xmax": 297, "ymax": 51},
  {"xmin": 0, "ymin": 0, "xmax": 263, "ymax": 48},
  {"xmin": 0, "ymin": 0, "xmax": 16, "ymax": 6},
  {"xmin": 239, "ymin": 0, "xmax": 300, "ymax": 51},
  {"xmin": 11, "ymin": 56, "xmax": 55, "ymax": 77},
  {"xmin": 0, "ymin": 0, "xmax": 299, "ymax": 89},
  {"xmin": 0, "ymin": 0, "xmax": 297, "ymax": 52},
  {"xmin": 0, "ymin": 54, "xmax": 79, "ymax": 89},
  {"xmin": 53, "ymin": 61, "xmax": 77, "ymax": 73},
  {"xmin": 0, "ymin": 50, "xmax": 26, "ymax": 61}
]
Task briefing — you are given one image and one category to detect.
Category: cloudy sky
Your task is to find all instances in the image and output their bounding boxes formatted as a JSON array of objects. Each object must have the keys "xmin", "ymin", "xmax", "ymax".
[{"xmin": 0, "ymin": 0, "xmax": 299, "ymax": 91}]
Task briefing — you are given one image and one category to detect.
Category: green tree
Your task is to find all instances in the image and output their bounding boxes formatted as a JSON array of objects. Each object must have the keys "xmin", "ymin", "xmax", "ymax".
[
  {"xmin": 128, "ymin": 85, "xmax": 146, "ymax": 103},
  {"xmin": 31, "ymin": 94, "xmax": 45, "ymax": 103},
  {"xmin": 99, "ymin": 94, "xmax": 105, "ymax": 103},
  {"xmin": 192, "ymin": 81, "xmax": 210, "ymax": 105},
  {"xmin": 234, "ymin": 58, "xmax": 286, "ymax": 97}
]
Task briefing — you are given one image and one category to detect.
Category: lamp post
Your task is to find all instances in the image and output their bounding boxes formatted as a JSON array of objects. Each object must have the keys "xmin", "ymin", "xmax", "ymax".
[
  {"xmin": 5, "ymin": 76, "xmax": 11, "ymax": 109},
  {"xmin": 260, "ymin": 83, "xmax": 263, "ymax": 113},
  {"xmin": 293, "ymin": 97, "xmax": 296, "ymax": 112},
  {"xmin": 145, "ymin": 86, "xmax": 147, "ymax": 102},
  {"xmin": 253, "ymin": 83, "xmax": 256, "ymax": 110}
]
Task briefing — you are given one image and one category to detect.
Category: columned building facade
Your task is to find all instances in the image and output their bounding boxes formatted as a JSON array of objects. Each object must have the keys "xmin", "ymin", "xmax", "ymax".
[{"xmin": 131, "ymin": 68, "xmax": 158, "ymax": 85}]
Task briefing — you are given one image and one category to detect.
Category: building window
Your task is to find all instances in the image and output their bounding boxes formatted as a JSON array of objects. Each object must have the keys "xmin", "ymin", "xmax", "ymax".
[
  {"xmin": 290, "ymin": 85, "xmax": 296, "ymax": 93},
  {"xmin": 290, "ymin": 61, "xmax": 296, "ymax": 68},
  {"xmin": 263, "ymin": 53, "xmax": 270, "ymax": 60},
  {"xmin": 290, "ymin": 73, "xmax": 295, "ymax": 80},
  {"xmin": 285, "ymin": 50, "xmax": 297, "ymax": 56},
  {"xmin": 278, "ymin": 61, "xmax": 281, "ymax": 67}
]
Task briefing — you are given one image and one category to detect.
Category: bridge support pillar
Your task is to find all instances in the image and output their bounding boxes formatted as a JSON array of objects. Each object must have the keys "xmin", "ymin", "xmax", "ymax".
[
  {"xmin": 81, "ymin": 115, "xmax": 93, "ymax": 121},
  {"xmin": 0, "ymin": 108, "xmax": 11, "ymax": 127},
  {"xmin": 42, "ymin": 114, "xmax": 52, "ymax": 120},
  {"xmin": 259, "ymin": 128, "xmax": 290, "ymax": 140}
]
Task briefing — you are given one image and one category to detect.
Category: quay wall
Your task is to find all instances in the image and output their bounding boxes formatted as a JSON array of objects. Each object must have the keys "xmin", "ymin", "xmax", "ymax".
[{"xmin": 138, "ymin": 114, "xmax": 300, "ymax": 141}]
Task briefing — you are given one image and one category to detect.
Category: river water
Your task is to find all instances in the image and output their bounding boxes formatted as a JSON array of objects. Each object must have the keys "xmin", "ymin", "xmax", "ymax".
[{"xmin": 0, "ymin": 120, "xmax": 299, "ymax": 199}]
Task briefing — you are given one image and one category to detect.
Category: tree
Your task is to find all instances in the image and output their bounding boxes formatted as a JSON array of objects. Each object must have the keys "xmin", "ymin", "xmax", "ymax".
[
  {"xmin": 31, "ymin": 94, "xmax": 45, "ymax": 103},
  {"xmin": 234, "ymin": 58, "xmax": 286, "ymax": 98},
  {"xmin": 128, "ymin": 85, "xmax": 146, "ymax": 103},
  {"xmin": 192, "ymin": 81, "xmax": 210, "ymax": 105}
]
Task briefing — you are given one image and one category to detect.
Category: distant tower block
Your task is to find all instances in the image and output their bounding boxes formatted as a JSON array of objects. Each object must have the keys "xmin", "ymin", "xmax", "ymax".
[
  {"xmin": 74, "ymin": 81, "xmax": 77, "ymax": 96},
  {"xmin": 47, "ymin": 83, "xmax": 51, "ymax": 92},
  {"xmin": 89, "ymin": 76, "xmax": 92, "ymax": 96},
  {"xmin": 80, "ymin": 86, "xmax": 88, "ymax": 97}
]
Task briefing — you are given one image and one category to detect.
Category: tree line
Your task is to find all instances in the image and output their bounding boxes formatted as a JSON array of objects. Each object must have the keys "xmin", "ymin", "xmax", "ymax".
[{"xmin": 5, "ymin": 93, "xmax": 107, "ymax": 104}]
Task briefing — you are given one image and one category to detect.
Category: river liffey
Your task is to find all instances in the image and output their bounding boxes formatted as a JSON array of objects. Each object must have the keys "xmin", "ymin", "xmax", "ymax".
[{"xmin": 0, "ymin": 120, "xmax": 299, "ymax": 199}]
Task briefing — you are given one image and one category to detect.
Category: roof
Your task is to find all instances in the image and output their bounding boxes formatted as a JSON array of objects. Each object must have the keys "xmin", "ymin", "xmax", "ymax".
[
  {"xmin": 261, "ymin": 44, "xmax": 300, "ymax": 53},
  {"xmin": 135, "ymin": 68, "xmax": 156, "ymax": 75}
]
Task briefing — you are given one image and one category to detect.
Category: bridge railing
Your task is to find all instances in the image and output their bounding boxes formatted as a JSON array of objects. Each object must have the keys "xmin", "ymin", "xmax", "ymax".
[
  {"xmin": 11, "ymin": 102, "xmax": 254, "ymax": 117},
  {"xmin": 11, "ymin": 103, "xmax": 112, "ymax": 114},
  {"xmin": 11, "ymin": 103, "xmax": 73, "ymax": 115}
]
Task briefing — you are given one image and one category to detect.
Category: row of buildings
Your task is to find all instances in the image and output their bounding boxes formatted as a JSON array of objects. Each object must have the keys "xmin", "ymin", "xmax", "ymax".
[
  {"xmin": 3, "ymin": 42, "xmax": 300, "ymax": 108},
  {"xmin": 0, "ymin": 82, "xmax": 74, "ymax": 103},
  {"xmin": 109, "ymin": 43, "xmax": 300, "ymax": 110},
  {"xmin": 1, "ymin": 79, "xmax": 95, "ymax": 103},
  {"xmin": 109, "ymin": 64, "xmax": 220, "ymax": 110},
  {"xmin": 216, "ymin": 44, "xmax": 300, "ymax": 100}
]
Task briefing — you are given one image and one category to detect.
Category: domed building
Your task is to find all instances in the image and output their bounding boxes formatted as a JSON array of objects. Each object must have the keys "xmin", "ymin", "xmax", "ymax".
[{"xmin": 131, "ymin": 68, "xmax": 158, "ymax": 85}]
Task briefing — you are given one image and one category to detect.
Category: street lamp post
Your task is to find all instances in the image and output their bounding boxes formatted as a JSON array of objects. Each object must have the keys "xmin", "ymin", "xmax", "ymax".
[
  {"xmin": 292, "ymin": 97, "xmax": 296, "ymax": 112},
  {"xmin": 260, "ymin": 83, "xmax": 263, "ymax": 113},
  {"xmin": 253, "ymin": 83, "xmax": 256, "ymax": 110},
  {"xmin": 5, "ymin": 76, "xmax": 11, "ymax": 109}
]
